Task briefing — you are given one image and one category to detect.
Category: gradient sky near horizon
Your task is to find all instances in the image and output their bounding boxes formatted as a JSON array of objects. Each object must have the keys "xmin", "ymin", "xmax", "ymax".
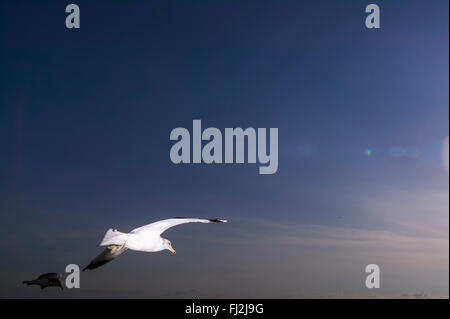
[{"xmin": 0, "ymin": 0, "xmax": 448, "ymax": 298}]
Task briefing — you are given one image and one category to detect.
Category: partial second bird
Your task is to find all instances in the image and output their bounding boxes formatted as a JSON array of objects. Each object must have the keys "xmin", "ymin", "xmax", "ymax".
[
  {"xmin": 83, "ymin": 217, "xmax": 227, "ymax": 271},
  {"xmin": 23, "ymin": 273, "xmax": 64, "ymax": 290}
]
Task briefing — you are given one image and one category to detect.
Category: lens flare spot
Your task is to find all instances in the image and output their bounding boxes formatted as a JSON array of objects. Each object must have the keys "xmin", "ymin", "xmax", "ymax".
[{"xmin": 365, "ymin": 149, "xmax": 372, "ymax": 157}]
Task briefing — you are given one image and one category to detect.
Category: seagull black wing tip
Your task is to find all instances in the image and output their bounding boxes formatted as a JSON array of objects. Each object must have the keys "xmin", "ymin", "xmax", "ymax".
[{"xmin": 209, "ymin": 219, "xmax": 227, "ymax": 223}]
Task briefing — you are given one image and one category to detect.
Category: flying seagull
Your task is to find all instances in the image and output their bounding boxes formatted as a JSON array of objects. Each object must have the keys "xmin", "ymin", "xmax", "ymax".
[
  {"xmin": 83, "ymin": 217, "xmax": 227, "ymax": 271},
  {"xmin": 23, "ymin": 273, "xmax": 64, "ymax": 290}
]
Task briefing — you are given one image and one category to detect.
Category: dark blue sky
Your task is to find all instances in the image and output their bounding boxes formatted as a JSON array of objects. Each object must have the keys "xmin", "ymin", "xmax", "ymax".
[{"xmin": 0, "ymin": 0, "xmax": 448, "ymax": 298}]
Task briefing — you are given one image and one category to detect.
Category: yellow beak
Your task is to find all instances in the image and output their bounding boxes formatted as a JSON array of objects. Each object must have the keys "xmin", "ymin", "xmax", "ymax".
[{"xmin": 169, "ymin": 247, "xmax": 176, "ymax": 254}]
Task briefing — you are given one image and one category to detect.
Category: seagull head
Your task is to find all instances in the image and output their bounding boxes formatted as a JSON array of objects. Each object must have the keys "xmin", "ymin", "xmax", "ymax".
[{"xmin": 163, "ymin": 238, "xmax": 176, "ymax": 254}]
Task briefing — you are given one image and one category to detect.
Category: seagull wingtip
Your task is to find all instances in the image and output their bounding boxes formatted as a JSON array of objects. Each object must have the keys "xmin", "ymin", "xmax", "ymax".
[{"xmin": 209, "ymin": 219, "xmax": 228, "ymax": 223}]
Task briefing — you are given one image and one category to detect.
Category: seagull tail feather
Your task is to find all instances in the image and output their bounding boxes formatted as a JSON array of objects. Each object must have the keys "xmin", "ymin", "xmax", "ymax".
[{"xmin": 99, "ymin": 228, "xmax": 129, "ymax": 246}]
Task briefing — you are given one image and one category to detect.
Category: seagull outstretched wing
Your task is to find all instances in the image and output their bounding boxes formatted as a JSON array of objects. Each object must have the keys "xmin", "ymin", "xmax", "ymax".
[
  {"xmin": 130, "ymin": 217, "xmax": 227, "ymax": 235},
  {"xmin": 83, "ymin": 245, "xmax": 128, "ymax": 271}
]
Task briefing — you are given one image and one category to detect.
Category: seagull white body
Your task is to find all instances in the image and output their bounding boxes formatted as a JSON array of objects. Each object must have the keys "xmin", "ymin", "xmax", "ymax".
[
  {"xmin": 99, "ymin": 218, "xmax": 227, "ymax": 253},
  {"xmin": 125, "ymin": 233, "xmax": 166, "ymax": 252}
]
